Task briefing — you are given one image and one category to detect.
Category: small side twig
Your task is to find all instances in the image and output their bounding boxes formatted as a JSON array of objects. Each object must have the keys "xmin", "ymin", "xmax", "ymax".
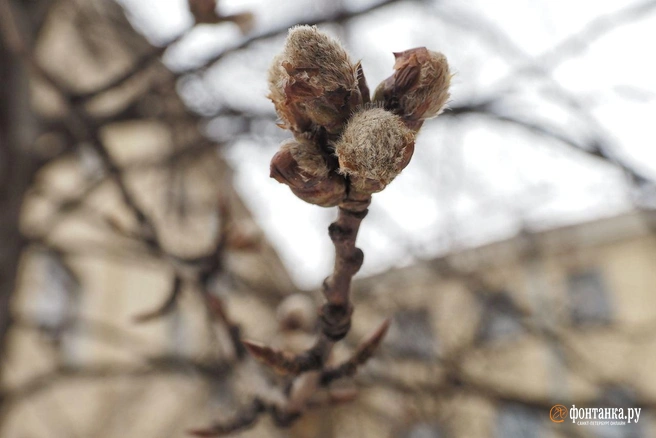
[{"xmin": 320, "ymin": 317, "xmax": 390, "ymax": 385}]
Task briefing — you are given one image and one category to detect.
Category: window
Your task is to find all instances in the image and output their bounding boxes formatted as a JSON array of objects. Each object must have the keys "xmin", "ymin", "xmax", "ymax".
[
  {"xmin": 567, "ymin": 268, "xmax": 612, "ymax": 326},
  {"xmin": 595, "ymin": 386, "xmax": 645, "ymax": 438},
  {"xmin": 476, "ymin": 292, "xmax": 524, "ymax": 344},
  {"xmin": 387, "ymin": 309, "xmax": 437, "ymax": 360}
]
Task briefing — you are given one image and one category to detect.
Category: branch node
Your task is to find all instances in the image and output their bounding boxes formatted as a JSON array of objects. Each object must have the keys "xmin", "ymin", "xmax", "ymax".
[
  {"xmin": 327, "ymin": 222, "xmax": 352, "ymax": 242},
  {"xmin": 319, "ymin": 303, "xmax": 353, "ymax": 341}
]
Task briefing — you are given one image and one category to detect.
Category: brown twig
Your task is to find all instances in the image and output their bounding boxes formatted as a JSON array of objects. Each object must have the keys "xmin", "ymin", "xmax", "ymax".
[
  {"xmin": 193, "ymin": 183, "xmax": 386, "ymax": 436},
  {"xmin": 243, "ymin": 189, "xmax": 372, "ymax": 375},
  {"xmin": 320, "ymin": 191, "xmax": 371, "ymax": 337}
]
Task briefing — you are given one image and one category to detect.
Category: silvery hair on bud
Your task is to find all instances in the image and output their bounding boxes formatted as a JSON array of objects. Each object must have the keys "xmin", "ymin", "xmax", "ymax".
[
  {"xmin": 280, "ymin": 139, "xmax": 330, "ymax": 180},
  {"xmin": 267, "ymin": 52, "xmax": 287, "ymax": 111},
  {"xmin": 278, "ymin": 25, "xmax": 358, "ymax": 93},
  {"xmin": 405, "ymin": 50, "xmax": 451, "ymax": 119},
  {"xmin": 335, "ymin": 106, "xmax": 416, "ymax": 189}
]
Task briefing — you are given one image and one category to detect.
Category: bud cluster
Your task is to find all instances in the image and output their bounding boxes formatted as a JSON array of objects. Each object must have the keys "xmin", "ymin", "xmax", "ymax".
[{"xmin": 269, "ymin": 25, "xmax": 450, "ymax": 205}]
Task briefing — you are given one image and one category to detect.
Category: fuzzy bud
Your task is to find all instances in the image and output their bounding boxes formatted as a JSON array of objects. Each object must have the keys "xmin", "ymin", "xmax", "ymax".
[
  {"xmin": 373, "ymin": 47, "xmax": 451, "ymax": 127},
  {"xmin": 276, "ymin": 294, "xmax": 317, "ymax": 332},
  {"xmin": 334, "ymin": 107, "xmax": 415, "ymax": 193},
  {"xmin": 270, "ymin": 139, "xmax": 347, "ymax": 207},
  {"xmin": 268, "ymin": 25, "xmax": 361, "ymax": 136}
]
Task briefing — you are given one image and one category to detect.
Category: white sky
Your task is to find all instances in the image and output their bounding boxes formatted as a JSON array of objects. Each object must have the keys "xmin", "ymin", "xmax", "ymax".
[{"xmin": 120, "ymin": 0, "xmax": 656, "ymax": 289}]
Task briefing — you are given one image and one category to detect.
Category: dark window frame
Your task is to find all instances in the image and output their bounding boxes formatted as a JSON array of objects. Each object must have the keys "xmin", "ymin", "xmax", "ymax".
[{"xmin": 567, "ymin": 267, "xmax": 613, "ymax": 327}]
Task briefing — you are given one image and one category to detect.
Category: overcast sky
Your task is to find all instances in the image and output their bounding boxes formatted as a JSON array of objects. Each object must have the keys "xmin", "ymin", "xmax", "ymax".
[{"xmin": 120, "ymin": 0, "xmax": 656, "ymax": 288}]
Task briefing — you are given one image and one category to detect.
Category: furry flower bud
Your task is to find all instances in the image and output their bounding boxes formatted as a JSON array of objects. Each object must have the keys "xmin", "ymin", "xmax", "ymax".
[
  {"xmin": 373, "ymin": 47, "xmax": 451, "ymax": 128},
  {"xmin": 270, "ymin": 139, "xmax": 347, "ymax": 207},
  {"xmin": 334, "ymin": 107, "xmax": 416, "ymax": 193},
  {"xmin": 276, "ymin": 294, "xmax": 317, "ymax": 332},
  {"xmin": 268, "ymin": 25, "xmax": 361, "ymax": 136}
]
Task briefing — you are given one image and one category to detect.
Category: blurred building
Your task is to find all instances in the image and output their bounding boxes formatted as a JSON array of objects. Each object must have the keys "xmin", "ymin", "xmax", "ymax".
[
  {"xmin": 2, "ymin": 1, "xmax": 656, "ymax": 438},
  {"xmin": 323, "ymin": 210, "xmax": 656, "ymax": 438}
]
